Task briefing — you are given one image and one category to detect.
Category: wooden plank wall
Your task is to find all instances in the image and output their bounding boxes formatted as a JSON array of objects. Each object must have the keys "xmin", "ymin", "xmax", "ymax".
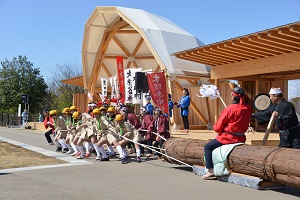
[
  {"xmin": 171, "ymin": 79, "xmax": 287, "ymax": 130},
  {"xmin": 73, "ymin": 79, "xmax": 287, "ymax": 131},
  {"xmin": 73, "ymin": 94, "xmax": 88, "ymax": 114},
  {"xmin": 170, "ymin": 81, "xmax": 234, "ymax": 128}
]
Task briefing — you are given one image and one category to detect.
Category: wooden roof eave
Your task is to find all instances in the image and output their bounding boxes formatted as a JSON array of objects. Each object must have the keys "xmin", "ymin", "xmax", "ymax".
[{"xmin": 173, "ymin": 21, "xmax": 300, "ymax": 74}]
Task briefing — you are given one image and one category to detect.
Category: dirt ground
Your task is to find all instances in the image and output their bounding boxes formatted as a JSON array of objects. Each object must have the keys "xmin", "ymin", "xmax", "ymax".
[{"xmin": 0, "ymin": 141, "xmax": 66, "ymax": 170}]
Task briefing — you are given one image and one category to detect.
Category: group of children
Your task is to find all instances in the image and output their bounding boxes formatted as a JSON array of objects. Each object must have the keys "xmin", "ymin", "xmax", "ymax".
[{"xmin": 43, "ymin": 97, "xmax": 170, "ymax": 164}]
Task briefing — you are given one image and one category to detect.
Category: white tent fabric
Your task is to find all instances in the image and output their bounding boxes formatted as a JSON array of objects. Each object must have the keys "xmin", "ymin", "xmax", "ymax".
[{"xmin": 82, "ymin": 6, "xmax": 210, "ymax": 89}]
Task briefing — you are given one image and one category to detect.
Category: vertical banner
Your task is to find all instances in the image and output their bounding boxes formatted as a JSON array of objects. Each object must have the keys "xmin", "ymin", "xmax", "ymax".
[
  {"xmin": 124, "ymin": 69, "xmax": 133, "ymax": 104},
  {"xmin": 101, "ymin": 77, "xmax": 108, "ymax": 97},
  {"xmin": 114, "ymin": 75, "xmax": 119, "ymax": 98},
  {"xmin": 124, "ymin": 68, "xmax": 142, "ymax": 104},
  {"xmin": 109, "ymin": 76, "xmax": 117, "ymax": 99},
  {"xmin": 146, "ymin": 72, "xmax": 168, "ymax": 114},
  {"xmin": 116, "ymin": 55, "xmax": 125, "ymax": 102}
]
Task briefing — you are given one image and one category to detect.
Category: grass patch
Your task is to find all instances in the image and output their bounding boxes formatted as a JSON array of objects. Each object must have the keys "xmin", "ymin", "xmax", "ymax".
[{"xmin": 0, "ymin": 141, "xmax": 66, "ymax": 170}]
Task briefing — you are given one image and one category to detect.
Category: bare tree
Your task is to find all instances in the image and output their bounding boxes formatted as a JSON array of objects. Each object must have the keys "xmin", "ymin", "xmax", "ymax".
[{"xmin": 47, "ymin": 61, "xmax": 84, "ymax": 111}]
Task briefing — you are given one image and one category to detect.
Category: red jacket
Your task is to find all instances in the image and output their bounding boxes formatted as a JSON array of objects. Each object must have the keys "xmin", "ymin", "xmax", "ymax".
[
  {"xmin": 127, "ymin": 113, "xmax": 140, "ymax": 129},
  {"xmin": 154, "ymin": 114, "xmax": 170, "ymax": 141},
  {"xmin": 140, "ymin": 114, "xmax": 155, "ymax": 140},
  {"xmin": 214, "ymin": 103, "xmax": 252, "ymax": 144},
  {"xmin": 44, "ymin": 116, "xmax": 55, "ymax": 133}
]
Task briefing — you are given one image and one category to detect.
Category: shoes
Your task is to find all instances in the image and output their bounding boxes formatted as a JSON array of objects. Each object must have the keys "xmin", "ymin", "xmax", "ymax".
[
  {"xmin": 47, "ymin": 142, "xmax": 54, "ymax": 145},
  {"xmin": 106, "ymin": 151, "xmax": 112, "ymax": 155},
  {"xmin": 121, "ymin": 157, "xmax": 127, "ymax": 164},
  {"xmin": 85, "ymin": 153, "xmax": 91, "ymax": 157},
  {"xmin": 62, "ymin": 148, "xmax": 69, "ymax": 153},
  {"xmin": 77, "ymin": 155, "xmax": 85, "ymax": 159},
  {"xmin": 66, "ymin": 150, "xmax": 74, "ymax": 154},
  {"xmin": 108, "ymin": 153, "xmax": 116, "ymax": 158},
  {"xmin": 136, "ymin": 157, "xmax": 141, "ymax": 163},
  {"xmin": 185, "ymin": 129, "xmax": 189, "ymax": 133},
  {"xmin": 100, "ymin": 157, "xmax": 109, "ymax": 161},
  {"xmin": 56, "ymin": 147, "xmax": 62, "ymax": 152},
  {"xmin": 202, "ymin": 173, "xmax": 217, "ymax": 180},
  {"xmin": 95, "ymin": 156, "xmax": 101, "ymax": 160},
  {"xmin": 71, "ymin": 152, "xmax": 81, "ymax": 156}
]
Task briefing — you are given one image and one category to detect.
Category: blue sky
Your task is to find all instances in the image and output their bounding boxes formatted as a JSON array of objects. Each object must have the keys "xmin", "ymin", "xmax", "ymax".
[{"xmin": 0, "ymin": 0, "xmax": 300, "ymax": 97}]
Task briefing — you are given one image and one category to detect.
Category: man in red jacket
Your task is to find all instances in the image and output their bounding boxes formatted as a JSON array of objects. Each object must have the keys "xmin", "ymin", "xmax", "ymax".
[
  {"xmin": 153, "ymin": 107, "xmax": 170, "ymax": 158},
  {"xmin": 202, "ymin": 87, "xmax": 252, "ymax": 180}
]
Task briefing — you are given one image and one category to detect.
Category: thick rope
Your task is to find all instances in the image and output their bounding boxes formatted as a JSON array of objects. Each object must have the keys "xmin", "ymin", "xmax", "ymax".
[
  {"xmin": 110, "ymin": 131, "xmax": 193, "ymax": 168},
  {"xmin": 139, "ymin": 129, "xmax": 166, "ymax": 141},
  {"xmin": 262, "ymin": 147, "xmax": 283, "ymax": 181}
]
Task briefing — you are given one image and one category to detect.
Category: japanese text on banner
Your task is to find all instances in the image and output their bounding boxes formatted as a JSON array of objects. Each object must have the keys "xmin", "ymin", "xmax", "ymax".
[{"xmin": 146, "ymin": 72, "xmax": 168, "ymax": 114}]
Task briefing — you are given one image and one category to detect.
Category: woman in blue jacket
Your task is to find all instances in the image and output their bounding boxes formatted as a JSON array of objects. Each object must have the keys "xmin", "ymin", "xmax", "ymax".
[{"xmin": 176, "ymin": 88, "xmax": 190, "ymax": 133}]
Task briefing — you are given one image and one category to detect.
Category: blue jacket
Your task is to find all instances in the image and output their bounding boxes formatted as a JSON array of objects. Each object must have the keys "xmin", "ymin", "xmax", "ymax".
[
  {"xmin": 168, "ymin": 100, "xmax": 174, "ymax": 117},
  {"xmin": 146, "ymin": 103, "xmax": 154, "ymax": 116},
  {"xmin": 177, "ymin": 95, "xmax": 190, "ymax": 116}
]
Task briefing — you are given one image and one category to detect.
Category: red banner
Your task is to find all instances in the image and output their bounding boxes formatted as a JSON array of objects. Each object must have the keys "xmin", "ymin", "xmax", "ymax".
[
  {"xmin": 146, "ymin": 72, "xmax": 168, "ymax": 114},
  {"xmin": 116, "ymin": 55, "xmax": 125, "ymax": 102}
]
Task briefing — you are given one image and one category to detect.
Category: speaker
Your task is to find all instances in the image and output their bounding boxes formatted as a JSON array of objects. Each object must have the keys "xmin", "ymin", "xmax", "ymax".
[{"xmin": 135, "ymin": 72, "xmax": 149, "ymax": 92}]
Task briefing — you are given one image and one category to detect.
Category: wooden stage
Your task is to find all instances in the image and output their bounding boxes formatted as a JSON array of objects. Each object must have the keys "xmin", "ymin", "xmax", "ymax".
[
  {"xmin": 28, "ymin": 122, "xmax": 280, "ymax": 147},
  {"xmin": 171, "ymin": 129, "xmax": 280, "ymax": 147}
]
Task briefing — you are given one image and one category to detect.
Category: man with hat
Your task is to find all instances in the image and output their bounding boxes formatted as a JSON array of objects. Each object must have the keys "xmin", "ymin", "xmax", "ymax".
[
  {"xmin": 145, "ymin": 95, "xmax": 154, "ymax": 116},
  {"xmin": 153, "ymin": 107, "xmax": 170, "ymax": 159},
  {"xmin": 114, "ymin": 114, "xmax": 143, "ymax": 163},
  {"xmin": 95, "ymin": 106, "xmax": 125, "ymax": 162},
  {"xmin": 252, "ymin": 87, "xmax": 300, "ymax": 149},
  {"xmin": 138, "ymin": 106, "xmax": 155, "ymax": 157},
  {"xmin": 86, "ymin": 103, "xmax": 93, "ymax": 115},
  {"xmin": 168, "ymin": 94, "xmax": 174, "ymax": 119},
  {"xmin": 51, "ymin": 110, "xmax": 69, "ymax": 153}
]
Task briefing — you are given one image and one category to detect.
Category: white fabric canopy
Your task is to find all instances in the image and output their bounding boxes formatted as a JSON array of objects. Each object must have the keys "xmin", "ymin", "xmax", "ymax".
[{"xmin": 82, "ymin": 6, "xmax": 210, "ymax": 89}]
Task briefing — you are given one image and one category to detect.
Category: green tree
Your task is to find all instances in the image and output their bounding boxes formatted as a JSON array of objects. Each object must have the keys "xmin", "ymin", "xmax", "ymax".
[{"xmin": 0, "ymin": 56, "xmax": 48, "ymax": 114}]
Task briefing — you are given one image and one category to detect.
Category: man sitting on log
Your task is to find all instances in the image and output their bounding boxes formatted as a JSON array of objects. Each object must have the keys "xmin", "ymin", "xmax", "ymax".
[
  {"xmin": 202, "ymin": 87, "xmax": 252, "ymax": 180},
  {"xmin": 252, "ymin": 87, "xmax": 300, "ymax": 149}
]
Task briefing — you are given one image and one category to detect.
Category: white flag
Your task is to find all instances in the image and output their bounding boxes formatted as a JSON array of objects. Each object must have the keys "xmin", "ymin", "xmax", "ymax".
[
  {"xmin": 109, "ymin": 76, "xmax": 116, "ymax": 99},
  {"xmin": 101, "ymin": 77, "xmax": 108, "ymax": 97},
  {"xmin": 124, "ymin": 69, "xmax": 141, "ymax": 103}
]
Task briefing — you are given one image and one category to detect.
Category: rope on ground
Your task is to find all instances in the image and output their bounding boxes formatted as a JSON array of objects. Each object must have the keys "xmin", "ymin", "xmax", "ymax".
[{"xmin": 111, "ymin": 131, "xmax": 193, "ymax": 168}]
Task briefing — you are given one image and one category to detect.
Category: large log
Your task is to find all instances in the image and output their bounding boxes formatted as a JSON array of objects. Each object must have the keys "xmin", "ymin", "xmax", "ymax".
[{"xmin": 162, "ymin": 138, "xmax": 300, "ymax": 188}]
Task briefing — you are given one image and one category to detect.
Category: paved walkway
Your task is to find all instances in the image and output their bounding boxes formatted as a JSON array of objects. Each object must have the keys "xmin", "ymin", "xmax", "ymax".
[{"xmin": 0, "ymin": 127, "xmax": 299, "ymax": 200}]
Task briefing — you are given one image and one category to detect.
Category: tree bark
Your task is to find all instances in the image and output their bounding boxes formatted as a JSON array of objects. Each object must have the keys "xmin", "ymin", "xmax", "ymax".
[{"xmin": 162, "ymin": 138, "xmax": 300, "ymax": 188}]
